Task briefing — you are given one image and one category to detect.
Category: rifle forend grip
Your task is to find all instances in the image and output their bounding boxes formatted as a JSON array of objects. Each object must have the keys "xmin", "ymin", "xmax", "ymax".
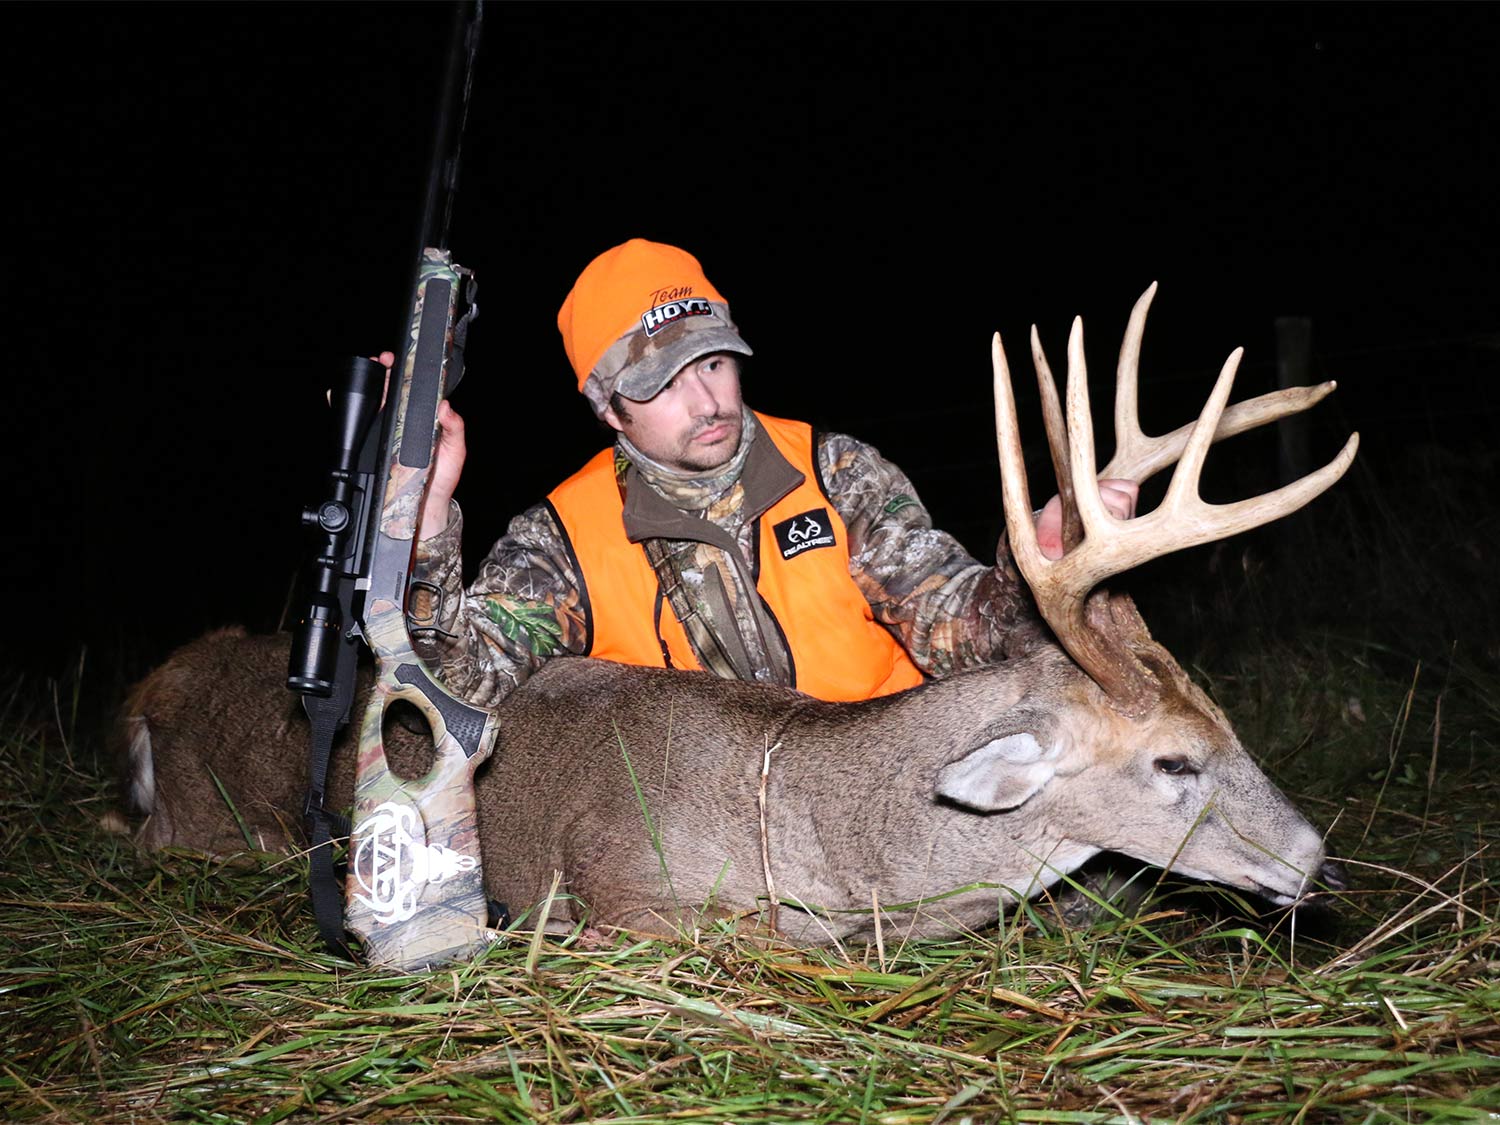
[{"xmin": 398, "ymin": 278, "xmax": 448, "ymax": 471}]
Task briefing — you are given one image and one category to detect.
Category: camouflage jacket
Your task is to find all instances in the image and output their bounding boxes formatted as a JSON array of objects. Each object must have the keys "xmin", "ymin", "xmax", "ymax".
[{"xmin": 409, "ymin": 420, "xmax": 1046, "ymax": 709}]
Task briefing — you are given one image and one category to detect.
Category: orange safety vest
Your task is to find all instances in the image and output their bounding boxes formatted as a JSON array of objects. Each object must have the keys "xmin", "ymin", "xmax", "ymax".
[{"xmin": 546, "ymin": 413, "xmax": 925, "ymax": 702}]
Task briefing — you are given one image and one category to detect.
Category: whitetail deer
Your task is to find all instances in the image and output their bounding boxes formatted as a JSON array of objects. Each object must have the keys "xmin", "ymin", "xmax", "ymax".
[{"xmin": 122, "ymin": 287, "xmax": 1356, "ymax": 944}]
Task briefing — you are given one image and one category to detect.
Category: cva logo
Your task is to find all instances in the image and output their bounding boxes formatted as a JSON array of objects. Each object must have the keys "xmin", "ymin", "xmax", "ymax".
[{"xmin": 351, "ymin": 800, "xmax": 479, "ymax": 926}]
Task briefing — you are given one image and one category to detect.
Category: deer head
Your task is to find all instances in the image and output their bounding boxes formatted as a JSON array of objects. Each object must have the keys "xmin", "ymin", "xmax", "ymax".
[{"xmin": 970, "ymin": 284, "xmax": 1360, "ymax": 903}]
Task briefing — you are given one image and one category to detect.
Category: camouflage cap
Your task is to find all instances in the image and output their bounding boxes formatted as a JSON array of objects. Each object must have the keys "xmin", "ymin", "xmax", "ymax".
[{"xmin": 558, "ymin": 239, "xmax": 753, "ymax": 416}]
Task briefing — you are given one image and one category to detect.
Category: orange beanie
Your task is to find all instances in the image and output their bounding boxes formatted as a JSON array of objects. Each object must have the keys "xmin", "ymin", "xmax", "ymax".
[{"xmin": 558, "ymin": 239, "xmax": 752, "ymax": 411}]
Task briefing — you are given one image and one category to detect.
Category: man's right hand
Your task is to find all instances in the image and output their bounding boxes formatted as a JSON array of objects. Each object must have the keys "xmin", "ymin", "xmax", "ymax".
[
  {"xmin": 374, "ymin": 350, "xmax": 467, "ymax": 540},
  {"xmin": 422, "ymin": 399, "xmax": 466, "ymax": 538}
]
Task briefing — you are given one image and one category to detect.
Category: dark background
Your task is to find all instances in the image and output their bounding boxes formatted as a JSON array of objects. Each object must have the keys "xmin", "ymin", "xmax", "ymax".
[{"xmin": 7, "ymin": 3, "xmax": 1497, "ymax": 678}]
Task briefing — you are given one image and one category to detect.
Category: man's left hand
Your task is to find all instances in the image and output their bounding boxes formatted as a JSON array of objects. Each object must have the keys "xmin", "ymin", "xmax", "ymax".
[{"xmin": 1035, "ymin": 479, "xmax": 1139, "ymax": 560}]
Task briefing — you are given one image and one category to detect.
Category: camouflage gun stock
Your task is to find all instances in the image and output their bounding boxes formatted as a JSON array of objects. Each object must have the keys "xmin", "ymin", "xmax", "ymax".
[{"xmin": 287, "ymin": 2, "xmax": 496, "ymax": 970}]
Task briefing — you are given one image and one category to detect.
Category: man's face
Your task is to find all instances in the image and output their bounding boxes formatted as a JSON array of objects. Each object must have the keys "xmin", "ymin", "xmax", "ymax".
[{"xmin": 603, "ymin": 353, "xmax": 744, "ymax": 472}]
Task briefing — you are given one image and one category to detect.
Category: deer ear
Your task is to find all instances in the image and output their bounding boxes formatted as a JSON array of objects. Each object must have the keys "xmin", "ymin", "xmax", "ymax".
[{"xmin": 935, "ymin": 732, "xmax": 1057, "ymax": 812}]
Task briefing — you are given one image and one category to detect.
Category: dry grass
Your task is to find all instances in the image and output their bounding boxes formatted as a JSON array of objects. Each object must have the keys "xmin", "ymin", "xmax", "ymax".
[{"xmin": 2, "ymin": 633, "xmax": 1496, "ymax": 1124}]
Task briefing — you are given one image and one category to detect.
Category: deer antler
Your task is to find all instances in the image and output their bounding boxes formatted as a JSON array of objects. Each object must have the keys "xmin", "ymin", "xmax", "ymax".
[
  {"xmin": 1100, "ymin": 283, "xmax": 1344, "ymax": 483},
  {"xmin": 993, "ymin": 287, "xmax": 1360, "ymax": 712}
]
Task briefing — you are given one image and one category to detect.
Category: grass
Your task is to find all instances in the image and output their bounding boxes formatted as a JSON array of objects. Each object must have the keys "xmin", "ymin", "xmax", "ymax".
[
  {"xmin": 4, "ymin": 452, "xmax": 1497, "ymax": 1123},
  {"xmin": 4, "ymin": 636, "xmax": 1496, "ymax": 1124}
]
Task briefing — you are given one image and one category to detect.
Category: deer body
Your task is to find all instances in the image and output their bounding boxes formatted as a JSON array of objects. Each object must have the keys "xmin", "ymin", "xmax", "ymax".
[
  {"xmin": 123, "ymin": 627, "xmax": 1329, "ymax": 943},
  {"xmin": 495, "ymin": 652, "xmax": 1327, "ymax": 941}
]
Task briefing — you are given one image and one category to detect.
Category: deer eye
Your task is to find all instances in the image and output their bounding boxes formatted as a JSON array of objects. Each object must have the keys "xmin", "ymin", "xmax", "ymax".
[{"xmin": 1154, "ymin": 756, "xmax": 1198, "ymax": 776}]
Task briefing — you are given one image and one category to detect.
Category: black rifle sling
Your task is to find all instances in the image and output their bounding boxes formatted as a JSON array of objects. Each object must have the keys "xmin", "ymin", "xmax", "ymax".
[
  {"xmin": 304, "ymin": 700, "xmax": 351, "ymax": 956},
  {"xmin": 302, "ymin": 612, "xmax": 359, "ymax": 956}
]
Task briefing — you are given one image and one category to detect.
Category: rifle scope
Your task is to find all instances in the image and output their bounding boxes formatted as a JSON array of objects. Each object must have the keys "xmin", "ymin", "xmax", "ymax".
[{"xmin": 286, "ymin": 356, "xmax": 385, "ymax": 696}]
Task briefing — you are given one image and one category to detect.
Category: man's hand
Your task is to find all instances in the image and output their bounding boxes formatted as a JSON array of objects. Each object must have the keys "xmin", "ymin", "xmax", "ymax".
[
  {"xmin": 1034, "ymin": 479, "xmax": 1139, "ymax": 560},
  {"xmin": 371, "ymin": 350, "xmax": 467, "ymax": 540},
  {"xmin": 422, "ymin": 399, "xmax": 466, "ymax": 538}
]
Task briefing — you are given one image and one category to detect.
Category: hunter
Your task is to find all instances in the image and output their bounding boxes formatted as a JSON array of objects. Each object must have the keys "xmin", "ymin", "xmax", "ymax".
[{"xmin": 406, "ymin": 238, "xmax": 1136, "ymax": 706}]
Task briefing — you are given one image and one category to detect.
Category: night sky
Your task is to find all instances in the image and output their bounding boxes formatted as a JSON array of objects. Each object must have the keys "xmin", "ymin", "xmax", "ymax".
[{"xmin": 8, "ymin": 3, "xmax": 1498, "ymax": 676}]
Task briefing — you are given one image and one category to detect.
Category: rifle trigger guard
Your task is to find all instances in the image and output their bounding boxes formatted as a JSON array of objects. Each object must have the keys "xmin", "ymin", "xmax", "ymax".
[{"xmin": 406, "ymin": 579, "xmax": 454, "ymax": 637}]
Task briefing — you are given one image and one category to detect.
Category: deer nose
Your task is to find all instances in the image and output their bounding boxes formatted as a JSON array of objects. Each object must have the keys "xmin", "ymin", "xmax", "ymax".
[{"xmin": 1317, "ymin": 860, "xmax": 1348, "ymax": 892}]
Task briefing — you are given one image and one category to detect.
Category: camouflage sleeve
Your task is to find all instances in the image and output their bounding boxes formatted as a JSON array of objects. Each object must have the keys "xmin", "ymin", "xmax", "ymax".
[
  {"xmin": 818, "ymin": 431, "xmax": 1047, "ymax": 678},
  {"xmin": 408, "ymin": 500, "xmax": 589, "ymax": 708}
]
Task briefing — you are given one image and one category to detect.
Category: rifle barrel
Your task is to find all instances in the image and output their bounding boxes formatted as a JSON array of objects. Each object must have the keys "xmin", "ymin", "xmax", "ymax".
[{"xmin": 415, "ymin": 0, "xmax": 483, "ymax": 256}]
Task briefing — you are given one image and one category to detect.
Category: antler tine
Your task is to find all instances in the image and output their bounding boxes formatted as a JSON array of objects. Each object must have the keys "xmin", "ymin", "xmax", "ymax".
[
  {"xmin": 1031, "ymin": 324, "xmax": 1081, "ymax": 550},
  {"xmin": 1109, "ymin": 282, "xmax": 1156, "ymax": 477},
  {"xmin": 1065, "ymin": 316, "xmax": 1111, "ymax": 541},
  {"xmin": 992, "ymin": 332, "xmax": 1044, "ymax": 578},
  {"xmin": 1162, "ymin": 346, "xmax": 1243, "ymax": 513}
]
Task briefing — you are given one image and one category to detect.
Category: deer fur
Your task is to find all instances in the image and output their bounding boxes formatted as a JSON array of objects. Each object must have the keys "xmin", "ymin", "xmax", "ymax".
[{"xmin": 120, "ymin": 625, "xmax": 1335, "ymax": 944}]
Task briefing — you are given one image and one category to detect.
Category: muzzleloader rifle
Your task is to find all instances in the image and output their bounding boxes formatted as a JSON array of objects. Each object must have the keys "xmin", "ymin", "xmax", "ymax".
[{"xmin": 286, "ymin": 1, "xmax": 497, "ymax": 970}]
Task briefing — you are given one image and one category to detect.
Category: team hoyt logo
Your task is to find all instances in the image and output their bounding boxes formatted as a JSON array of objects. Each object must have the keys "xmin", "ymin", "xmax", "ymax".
[
  {"xmin": 641, "ymin": 293, "xmax": 714, "ymax": 336},
  {"xmin": 774, "ymin": 508, "xmax": 837, "ymax": 560}
]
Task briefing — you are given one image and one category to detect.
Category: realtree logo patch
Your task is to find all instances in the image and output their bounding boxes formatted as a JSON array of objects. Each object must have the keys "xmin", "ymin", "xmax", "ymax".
[
  {"xmin": 641, "ymin": 297, "xmax": 713, "ymax": 336},
  {"xmin": 884, "ymin": 494, "xmax": 918, "ymax": 515},
  {"xmin": 773, "ymin": 508, "xmax": 836, "ymax": 560}
]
